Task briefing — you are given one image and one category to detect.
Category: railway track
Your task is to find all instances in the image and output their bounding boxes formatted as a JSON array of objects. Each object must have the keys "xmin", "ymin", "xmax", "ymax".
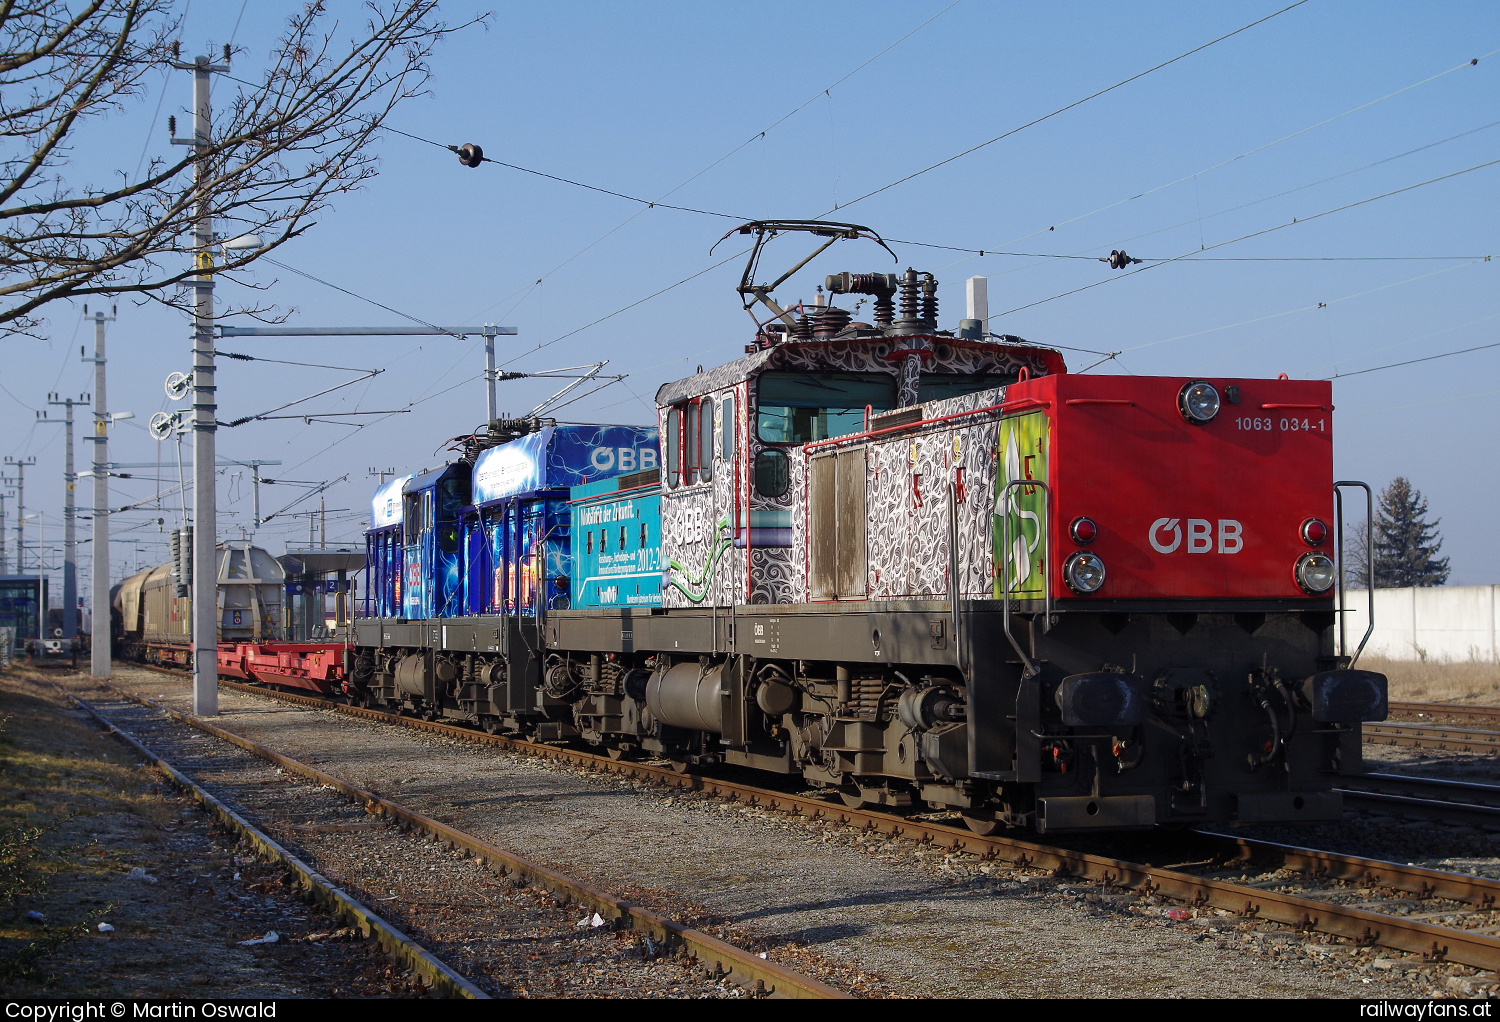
[
  {"xmin": 1337, "ymin": 773, "xmax": 1500, "ymax": 829},
  {"xmin": 62, "ymin": 686, "xmax": 488, "ymax": 999},
  {"xmin": 1364, "ymin": 723, "xmax": 1500, "ymax": 754},
  {"xmin": 1391, "ymin": 701, "xmax": 1500, "ymax": 725},
  {"xmin": 1359, "ymin": 701, "xmax": 1500, "ymax": 754},
  {"xmin": 117, "ymin": 664, "xmax": 1500, "ymax": 975},
  {"xmin": 84, "ymin": 672, "xmax": 846, "ymax": 999}
]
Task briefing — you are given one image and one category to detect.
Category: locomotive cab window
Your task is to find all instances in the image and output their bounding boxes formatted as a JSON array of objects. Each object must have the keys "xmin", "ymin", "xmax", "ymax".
[
  {"xmin": 698, "ymin": 399, "xmax": 713, "ymax": 482},
  {"xmin": 666, "ymin": 400, "xmax": 714, "ymax": 486},
  {"xmin": 721, "ymin": 395, "xmax": 735, "ymax": 461},
  {"xmin": 402, "ymin": 492, "xmax": 422, "ymax": 544},
  {"xmin": 756, "ymin": 371, "xmax": 895, "ymax": 443},
  {"xmin": 685, "ymin": 402, "xmax": 700, "ymax": 485},
  {"xmin": 665, "ymin": 407, "xmax": 680, "ymax": 487},
  {"xmin": 438, "ymin": 478, "xmax": 465, "ymax": 521},
  {"xmin": 918, "ymin": 371, "xmax": 1018, "ymax": 402}
]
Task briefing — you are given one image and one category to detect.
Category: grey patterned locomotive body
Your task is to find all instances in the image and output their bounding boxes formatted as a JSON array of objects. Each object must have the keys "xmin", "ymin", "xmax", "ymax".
[{"xmin": 353, "ymin": 268, "xmax": 1386, "ymax": 835}]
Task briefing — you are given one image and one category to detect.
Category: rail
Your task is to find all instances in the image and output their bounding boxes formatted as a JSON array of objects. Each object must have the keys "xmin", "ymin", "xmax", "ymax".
[
  {"xmin": 1363, "ymin": 721, "xmax": 1500, "ymax": 754},
  {"xmin": 1390, "ymin": 700, "xmax": 1500, "ymax": 723},
  {"xmin": 1337, "ymin": 772, "xmax": 1500, "ymax": 829}
]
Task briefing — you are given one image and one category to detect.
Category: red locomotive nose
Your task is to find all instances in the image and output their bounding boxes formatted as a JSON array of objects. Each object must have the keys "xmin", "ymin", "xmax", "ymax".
[
  {"xmin": 1301, "ymin": 518, "xmax": 1328, "ymax": 546},
  {"xmin": 1070, "ymin": 516, "xmax": 1098, "ymax": 545}
]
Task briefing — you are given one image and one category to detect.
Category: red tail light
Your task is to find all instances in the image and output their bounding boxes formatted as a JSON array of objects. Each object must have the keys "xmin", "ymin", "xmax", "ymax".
[
  {"xmin": 1301, "ymin": 518, "xmax": 1328, "ymax": 546},
  {"xmin": 1070, "ymin": 517, "xmax": 1098, "ymax": 545}
]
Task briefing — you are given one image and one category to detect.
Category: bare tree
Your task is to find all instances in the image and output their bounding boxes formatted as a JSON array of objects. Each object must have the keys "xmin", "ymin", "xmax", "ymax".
[
  {"xmin": 0, "ymin": 0, "xmax": 486, "ymax": 335},
  {"xmin": 1342, "ymin": 519, "xmax": 1369, "ymax": 590}
]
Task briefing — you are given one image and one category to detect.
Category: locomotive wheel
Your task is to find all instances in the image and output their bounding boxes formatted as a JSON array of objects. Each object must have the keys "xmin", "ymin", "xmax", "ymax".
[
  {"xmin": 667, "ymin": 758, "xmax": 693, "ymax": 774},
  {"xmin": 839, "ymin": 787, "xmax": 867, "ymax": 809},
  {"xmin": 960, "ymin": 810, "xmax": 1002, "ymax": 836},
  {"xmin": 606, "ymin": 746, "xmax": 635, "ymax": 761},
  {"xmin": 481, "ymin": 719, "xmax": 501, "ymax": 735}
]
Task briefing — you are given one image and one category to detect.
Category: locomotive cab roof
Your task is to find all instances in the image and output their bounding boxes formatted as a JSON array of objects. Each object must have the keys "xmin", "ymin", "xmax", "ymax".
[{"xmin": 659, "ymin": 272, "xmax": 1067, "ymax": 413}]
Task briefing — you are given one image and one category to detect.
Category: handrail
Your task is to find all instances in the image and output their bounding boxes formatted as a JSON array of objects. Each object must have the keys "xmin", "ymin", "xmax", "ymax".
[
  {"xmin": 1334, "ymin": 480, "xmax": 1375, "ymax": 665},
  {"xmin": 998, "ymin": 478, "xmax": 1051, "ymax": 679},
  {"xmin": 947, "ymin": 481, "xmax": 964, "ymax": 675},
  {"xmin": 998, "ymin": 398, "xmax": 1052, "ymax": 413}
]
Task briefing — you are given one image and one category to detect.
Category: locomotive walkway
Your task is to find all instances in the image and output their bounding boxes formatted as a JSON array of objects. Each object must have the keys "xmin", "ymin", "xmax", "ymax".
[{"xmin": 104, "ymin": 666, "xmax": 1500, "ymax": 994}]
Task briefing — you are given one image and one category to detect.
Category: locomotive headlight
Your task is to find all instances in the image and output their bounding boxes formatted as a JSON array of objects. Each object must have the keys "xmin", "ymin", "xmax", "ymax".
[
  {"xmin": 1295, "ymin": 552, "xmax": 1336, "ymax": 594},
  {"xmin": 1063, "ymin": 551, "xmax": 1106, "ymax": 594},
  {"xmin": 1178, "ymin": 381, "xmax": 1221, "ymax": 424}
]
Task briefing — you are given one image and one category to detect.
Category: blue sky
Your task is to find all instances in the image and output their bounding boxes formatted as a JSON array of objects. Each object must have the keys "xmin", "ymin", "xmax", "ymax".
[{"xmin": 4, "ymin": 0, "xmax": 1498, "ymax": 594}]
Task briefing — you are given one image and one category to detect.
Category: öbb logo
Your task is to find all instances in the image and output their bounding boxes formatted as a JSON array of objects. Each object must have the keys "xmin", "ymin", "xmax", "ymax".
[
  {"xmin": 1149, "ymin": 518, "xmax": 1243, "ymax": 554},
  {"xmin": 590, "ymin": 447, "xmax": 658, "ymax": 473}
]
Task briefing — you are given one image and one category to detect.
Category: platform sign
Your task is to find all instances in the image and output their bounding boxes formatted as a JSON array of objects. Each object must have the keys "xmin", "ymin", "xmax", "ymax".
[{"xmin": 995, "ymin": 411, "xmax": 1050, "ymax": 599}]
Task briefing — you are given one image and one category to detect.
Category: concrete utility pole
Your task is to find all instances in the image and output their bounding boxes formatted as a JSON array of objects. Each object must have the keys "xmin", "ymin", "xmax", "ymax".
[
  {"xmin": 0, "ymin": 492, "xmax": 10, "ymax": 574},
  {"xmin": 4, "ymin": 457, "xmax": 35, "ymax": 574},
  {"xmin": 482, "ymin": 323, "xmax": 501, "ymax": 422},
  {"xmin": 369, "ymin": 467, "xmax": 398, "ymax": 485},
  {"xmin": 173, "ymin": 50, "xmax": 229, "ymax": 715},
  {"xmin": 84, "ymin": 306, "xmax": 113, "ymax": 678},
  {"xmin": 43, "ymin": 393, "xmax": 88, "ymax": 637},
  {"xmin": 237, "ymin": 460, "xmax": 280, "ymax": 530}
]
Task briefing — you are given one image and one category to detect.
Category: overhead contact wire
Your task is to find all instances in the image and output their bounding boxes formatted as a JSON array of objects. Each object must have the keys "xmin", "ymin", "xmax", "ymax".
[
  {"xmin": 990, "ymin": 162, "xmax": 1500, "ymax": 321},
  {"xmin": 823, "ymin": 1, "xmax": 1311, "ymax": 214},
  {"xmin": 968, "ymin": 48, "xmax": 1500, "ymax": 254}
]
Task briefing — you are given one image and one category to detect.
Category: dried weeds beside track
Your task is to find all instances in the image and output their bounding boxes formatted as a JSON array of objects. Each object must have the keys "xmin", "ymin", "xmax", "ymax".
[{"xmin": 0, "ymin": 667, "xmax": 425, "ymax": 997}]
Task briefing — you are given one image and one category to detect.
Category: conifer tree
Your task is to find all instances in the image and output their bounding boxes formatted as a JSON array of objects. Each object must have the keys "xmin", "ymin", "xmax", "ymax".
[{"xmin": 1372, "ymin": 477, "xmax": 1450, "ymax": 588}]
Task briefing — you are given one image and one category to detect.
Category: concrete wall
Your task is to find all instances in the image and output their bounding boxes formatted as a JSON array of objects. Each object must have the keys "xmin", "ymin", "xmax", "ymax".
[{"xmin": 1341, "ymin": 585, "xmax": 1500, "ymax": 663}]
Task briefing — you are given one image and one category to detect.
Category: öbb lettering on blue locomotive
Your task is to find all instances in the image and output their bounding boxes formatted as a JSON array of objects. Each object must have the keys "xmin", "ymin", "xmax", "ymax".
[{"xmin": 471, "ymin": 425, "xmax": 658, "ymax": 506}]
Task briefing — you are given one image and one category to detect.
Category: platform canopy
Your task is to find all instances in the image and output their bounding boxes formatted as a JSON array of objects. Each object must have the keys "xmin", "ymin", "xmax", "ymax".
[{"xmin": 279, "ymin": 548, "xmax": 365, "ymax": 575}]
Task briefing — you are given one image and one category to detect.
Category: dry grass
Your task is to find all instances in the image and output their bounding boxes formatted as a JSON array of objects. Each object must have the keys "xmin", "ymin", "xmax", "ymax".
[{"xmin": 1360, "ymin": 655, "xmax": 1500, "ymax": 706}]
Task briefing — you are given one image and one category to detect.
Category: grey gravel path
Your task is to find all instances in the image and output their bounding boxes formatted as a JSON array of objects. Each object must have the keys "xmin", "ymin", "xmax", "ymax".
[{"xmin": 104, "ymin": 669, "xmax": 1481, "ymax": 998}]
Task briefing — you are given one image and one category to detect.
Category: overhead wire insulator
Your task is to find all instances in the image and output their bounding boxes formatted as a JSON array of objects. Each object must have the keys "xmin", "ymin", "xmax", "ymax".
[
  {"xmin": 1101, "ymin": 249, "xmax": 1142, "ymax": 270},
  {"xmin": 455, "ymin": 143, "xmax": 484, "ymax": 168}
]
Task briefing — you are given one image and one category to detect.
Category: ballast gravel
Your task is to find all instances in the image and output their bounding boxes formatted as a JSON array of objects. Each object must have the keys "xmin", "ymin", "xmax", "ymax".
[{"xmin": 100, "ymin": 669, "xmax": 1489, "ymax": 999}]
